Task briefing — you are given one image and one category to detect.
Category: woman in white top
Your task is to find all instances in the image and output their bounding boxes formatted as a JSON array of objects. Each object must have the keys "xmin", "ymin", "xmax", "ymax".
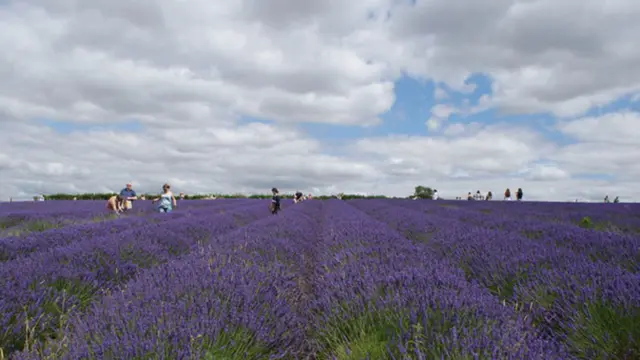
[{"xmin": 152, "ymin": 183, "xmax": 177, "ymax": 213}]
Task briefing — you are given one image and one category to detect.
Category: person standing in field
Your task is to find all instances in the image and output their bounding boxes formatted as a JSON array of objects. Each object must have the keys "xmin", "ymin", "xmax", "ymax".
[
  {"xmin": 294, "ymin": 191, "xmax": 304, "ymax": 203},
  {"xmin": 152, "ymin": 184, "xmax": 177, "ymax": 213},
  {"xmin": 486, "ymin": 191, "xmax": 492, "ymax": 200},
  {"xmin": 504, "ymin": 188, "xmax": 511, "ymax": 201},
  {"xmin": 270, "ymin": 188, "xmax": 281, "ymax": 214},
  {"xmin": 119, "ymin": 183, "xmax": 137, "ymax": 211},
  {"xmin": 106, "ymin": 195, "xmax": 126, "ymax": 214},
  {"xmin": 516, "ymin": 188, "xmax": 523, "ymax": 201}
]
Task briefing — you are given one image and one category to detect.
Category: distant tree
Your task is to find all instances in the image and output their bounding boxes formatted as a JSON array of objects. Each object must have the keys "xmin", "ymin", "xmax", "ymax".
[{"xmin": 413, "ymin": 185, "xmax": 434, "ymax": 199}]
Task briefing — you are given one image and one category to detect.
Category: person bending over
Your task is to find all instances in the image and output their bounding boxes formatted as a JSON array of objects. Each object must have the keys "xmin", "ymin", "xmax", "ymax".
[
  {"xmin": 152, "ymin": 184, "xmax": 177, "ymax": 213},
  {"xmin": 106, "ymin": 195, "xmax": 126, "ymax": 214},
  {"xmin": 294, "ymin": 191, "xmax": 304, "ymax": 203}
]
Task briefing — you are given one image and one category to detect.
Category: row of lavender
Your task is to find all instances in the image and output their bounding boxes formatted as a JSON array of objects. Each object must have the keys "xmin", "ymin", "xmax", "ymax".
[
  {"xmin": 349, "ymin": 199, "xmax": 640, "ymax": 359},
  {"xmin": 9, "ymin": 200, "xmax": 575, "ymax": 359},
  {"xmin": 0, "ymin": 200, "xmax": 238, "ymax": 237},
  {"xmin": 0, "ymin": 199, "xmax": 272, "ymax": 356},
  {"xmin": 0, "ymin": 199, "xmax": 257, "ymax": 261},
  {"xmin": 391, "ymin": 200, "xmax": 640, "ymax": 273},
  {"xmin": 440, "ymin": 199, "xmax": 640, "ymax": 234}
]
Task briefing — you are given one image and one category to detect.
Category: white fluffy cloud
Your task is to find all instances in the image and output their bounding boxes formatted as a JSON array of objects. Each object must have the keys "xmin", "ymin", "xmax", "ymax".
[{"xmin": 1, "ymin": 0, "xmax": 639, "ymax": 202}]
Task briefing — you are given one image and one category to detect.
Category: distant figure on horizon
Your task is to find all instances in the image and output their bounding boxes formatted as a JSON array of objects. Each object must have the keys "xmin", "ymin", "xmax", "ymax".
[
  {"xmin": 106, "ymin": 195, "xmax": 126, "ymax": 214},
  {"xmin": 604, "ymin": 195, "xmax": 610, "ymax": 203},
  {"xmin": 179, "ymin": 192, "xmax": 185, "ymax": 200},
  {"xmin": 119, "ymin": 183, "xmax": 137, "ymax": 211},
  {"xmin": 433, "ymin": 189, "xmax": 439, "ymax": 200},
  {"xmin": 294, "ymin": 191, "xmax": 304, "ymax": 203},
  {"xmin": 307, "ymin": 193, "xmax": 313, "ymax": 200},
  {"xmin": 270, "ymin": 188, "xmax": 281, "ymax": 214},
  {"xmin": 467, "ymin": 192, "xmax": 473, "ymax": 201},
  {"xmin": 516, "ymin": 188, "xmax": 523, "ymax": 201},
  {"xmin": 152, "ymin": 184, "xmax": 177, "ymax": 213},
  {"xmin": 504, "ymin": 188, "xmax": 511, "ymax": 201},
  {"xmin": 486, "ymin": 191, "xmax": 492, "ymax": 200},
  {"xmin": 473, "ymin": 190, "xmax": 483, "ymax": 200},
  {"xmin": 614, "ymin": 196, "xmax": 619, "ymax": 203}
]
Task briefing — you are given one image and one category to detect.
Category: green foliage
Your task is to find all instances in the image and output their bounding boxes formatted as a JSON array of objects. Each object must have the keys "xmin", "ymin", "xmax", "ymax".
[
  {"xmin": 413, "ymin": 185, "xmax": 434, "ymax": 199},
  {"xmin": 199, "ymin": 328, "xmax": 271, "ymax": 359},
  {"xmin": 565, "ymin": 301, "xmax": 640, "ymax": 359},
  {"xmin": 314, "ymin": 304, "xmax": 488, "ymax": 359},
  {"xmin": 578, "ymin": 216, "xmax": 593, "ymax": 229}
]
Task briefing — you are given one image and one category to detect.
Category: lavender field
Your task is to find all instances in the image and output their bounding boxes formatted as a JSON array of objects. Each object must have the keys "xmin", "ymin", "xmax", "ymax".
[{"xmin": 0, "ymin": 199, "xmax": 639, "ymax": 359}]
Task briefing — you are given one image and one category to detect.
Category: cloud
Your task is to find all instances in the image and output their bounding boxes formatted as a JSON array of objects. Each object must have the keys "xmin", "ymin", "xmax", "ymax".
[
  {"xmin": 520, "ymin": 163, "xmax": 570, "ymax": 182},
  {"xmin": 557, "ymin": 111, "xmax": 640, "ymax": 145},
  {"xmin": 0, "ymin": 121, "xmax": 378, "ymax": 198},
  {"xmin": 385, "ymin": 0, "xmax": 640, "ymax": 117},
  {"xmin": 0, "ymin": 1, "xmax": 396, "ymax": 127},
  {"xmin": 1, "ymin": 0, "xmax": 639, "ymax": 202},
  {"xmin": 425, "ymin": 104, "xmax": 458, "ymax": 131}
]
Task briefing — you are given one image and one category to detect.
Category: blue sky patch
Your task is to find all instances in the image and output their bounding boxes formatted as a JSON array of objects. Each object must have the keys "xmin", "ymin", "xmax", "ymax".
[{"xmin": 36, "ymin": 119, "xmax": 143, "ymax": 134}]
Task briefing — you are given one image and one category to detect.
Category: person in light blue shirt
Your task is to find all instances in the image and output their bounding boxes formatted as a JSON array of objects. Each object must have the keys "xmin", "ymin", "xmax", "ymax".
[{"xmin": 152, "ymin": 183, "xmax": 177, "ymax": 213}]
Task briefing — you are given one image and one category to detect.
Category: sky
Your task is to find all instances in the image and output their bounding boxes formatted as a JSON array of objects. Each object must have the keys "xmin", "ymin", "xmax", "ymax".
[{"xmin": 1, "ymin": 0, "xmax": 640, "ymax": 202}]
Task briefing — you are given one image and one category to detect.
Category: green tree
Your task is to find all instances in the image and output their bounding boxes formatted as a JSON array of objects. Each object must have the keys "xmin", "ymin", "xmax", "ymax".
[{"xmin": 413, "ymin": 185, "xmax": 434, "ymax": 199}]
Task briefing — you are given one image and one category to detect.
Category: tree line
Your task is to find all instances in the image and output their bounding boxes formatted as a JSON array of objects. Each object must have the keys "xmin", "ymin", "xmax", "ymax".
[
  {"xmin": 39, "ymin": 193, "xmax": 392, "ymax": 201},
  {"xmin": 30, "ymin": 185, "xmax": 436, "ymax": 201}
]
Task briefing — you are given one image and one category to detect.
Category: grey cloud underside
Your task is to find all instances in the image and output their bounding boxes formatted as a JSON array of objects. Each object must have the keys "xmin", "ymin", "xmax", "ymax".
[{"xmin": 1, "ymin": 0, "xmax": 640, "ymax": 201}]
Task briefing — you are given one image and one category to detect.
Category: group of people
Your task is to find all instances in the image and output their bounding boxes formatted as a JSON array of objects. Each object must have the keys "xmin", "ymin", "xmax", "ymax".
[
  {"xmin": 269, "ymin": 188, "xmax": 313, "ymax": 215},
  {"xmin": 604, "ymin": 195, "xmax": 620, "ymax": 203},
  {"xmin": 455, "ymin": 188, "xmax": 524, "ymax": 201},
  {"xmin": 106, "ymin": 183, "xmax": 178, "ymax": 214},
  {"xmin": 106, "ymin": 184, "xmax": 313, "ymax": 216}
]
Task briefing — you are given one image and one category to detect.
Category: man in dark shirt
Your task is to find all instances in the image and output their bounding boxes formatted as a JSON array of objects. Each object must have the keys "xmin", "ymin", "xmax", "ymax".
[
  {"xmin": 119, "ymin": 183, "xmax": 137, "ymax": 211},
  {"xmin": 270, "ymin": 187, "xmax": 281, "ymax": 214}
]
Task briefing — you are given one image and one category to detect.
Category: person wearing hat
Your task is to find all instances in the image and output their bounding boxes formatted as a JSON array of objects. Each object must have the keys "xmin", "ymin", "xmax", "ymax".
[{"xmin": 119, "ymin": 182, "xmax": 137, "ymax": 211}]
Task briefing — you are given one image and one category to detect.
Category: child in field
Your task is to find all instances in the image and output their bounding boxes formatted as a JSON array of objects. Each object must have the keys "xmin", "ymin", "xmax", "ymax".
[
  {"xmin": 270, "ymin": 188, "xmax": 281, "ymax": 214},
  {"xmin": 152, "ymin": 184, "xmax": 177, "ymax": 213},
  {"xmin": 106, "ymin": 195, "xmax": 126, "ymax": 214}
]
